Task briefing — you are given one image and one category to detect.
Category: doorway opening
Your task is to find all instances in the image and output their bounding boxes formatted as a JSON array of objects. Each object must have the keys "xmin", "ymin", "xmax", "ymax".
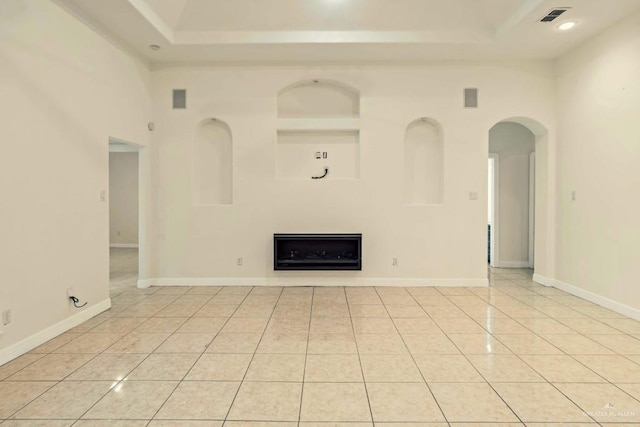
[
  {"xmin": 488, "ymin": 155, "xmax": 496, "ymax": 265},
  {"xmin": 108, "ymin": 138, "xmax": 142, "ymax": 293},
  {"xmin": 488, "ymin": 122, "xmax": 536, "ymax": 269}
]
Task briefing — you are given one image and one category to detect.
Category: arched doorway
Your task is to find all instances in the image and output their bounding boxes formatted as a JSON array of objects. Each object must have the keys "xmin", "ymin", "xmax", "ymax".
[{"xmin": 488, "ymin": 117, "xmax": 548, "ymax": 273}]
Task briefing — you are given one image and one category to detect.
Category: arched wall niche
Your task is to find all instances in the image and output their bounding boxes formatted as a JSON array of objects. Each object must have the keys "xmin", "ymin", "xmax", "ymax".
[
  {"xmin": 193, "ymin": 117, "xmax": 233, "ymax": 205},
  {"xmin": 277, "ymin": 79, "xmax": 360, "ymax": 118},
  {"xmin": 403, "ymin": 117, "xmax": 444, "ymax": 205}
]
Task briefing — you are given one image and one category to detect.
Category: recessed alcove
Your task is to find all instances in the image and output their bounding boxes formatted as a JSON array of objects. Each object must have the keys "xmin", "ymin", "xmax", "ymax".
[
  {"xmin": 194, "ymin": 118, "xmax": 233, "ymax": 205},
  {"xmin": 277, "ymin": 80, "xmax": 360, "ymax": 180},
  {"xmin": 404, "ymin": 118, "xmax": 444, "ymax": 205},
  {"xmin": 278, "ymin": 80, "xmax": 359, "ymax": 118}
]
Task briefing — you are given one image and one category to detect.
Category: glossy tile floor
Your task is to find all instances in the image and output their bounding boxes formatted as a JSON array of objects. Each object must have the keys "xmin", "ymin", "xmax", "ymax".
[{"xmin": 1, "ymin": 251, "xmax": 640, "ymax": 425}]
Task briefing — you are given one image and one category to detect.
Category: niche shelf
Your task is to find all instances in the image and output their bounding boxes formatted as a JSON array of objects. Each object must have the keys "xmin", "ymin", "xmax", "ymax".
[
  {"xmin": 194, "ymin": 118, "xmax": 233, "ymax": 205},
  {"xmin": 277, "ymin": 118, "xmax": 360, "ymax": 132},
  {"xmin": 404, "ymin": 118, "xmax": 444, "ymax": 205},
  {"xmin": 277, "ymin": 80, "xmax": 360, "ymax": 180}
]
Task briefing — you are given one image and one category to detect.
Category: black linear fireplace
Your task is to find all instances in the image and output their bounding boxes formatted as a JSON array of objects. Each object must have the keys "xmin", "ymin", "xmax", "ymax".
[{"xmin": 274, "ymin": 233, "xmax": 362, "ymax": 270}]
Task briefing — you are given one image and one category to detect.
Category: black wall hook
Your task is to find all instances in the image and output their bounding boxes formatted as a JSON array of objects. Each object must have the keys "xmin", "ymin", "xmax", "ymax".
[
  {"xmin": 69, "ymin": 296, "xmax": 87, "ymax": 308},
  {"xmin": 312, "ymin": 167, "xmax": 329, "ymax": 179}
]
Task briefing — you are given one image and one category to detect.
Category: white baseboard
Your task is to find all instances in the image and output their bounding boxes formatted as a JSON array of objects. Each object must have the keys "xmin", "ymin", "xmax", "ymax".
[
  {"xmin": 531, "ymin": 274, "xmax": 640, "ymax": 321},
  {"xmin": 532, "ymin": 273, "xmax": 554, "ymax": 287},
  {"xmin": 0, "ymin": 299, "xmax": 111, "ymax": 367},
  {"xmin": 552, "ymin": 279, "xmax": 640, "ymax": 322},
  {"xmin": 110, "ymin": 243, "xmax": 138, "ymax": 248},
  {"xmin": 138, "ymin": 277, "xmax": 488, "ymax": 288},
  {"xmin": 361, "ymin": 278, "xmax": 488, "ymax": 287},
  {"xmin": 494, "ymin": 261, "xmax": 531, "ymax": 268}
]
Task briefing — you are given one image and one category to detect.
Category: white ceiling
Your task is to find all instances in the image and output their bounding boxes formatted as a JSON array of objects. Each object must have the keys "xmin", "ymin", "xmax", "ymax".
[{"xmin": 54, "ymin": 0, "xmax": 640, "ymax": 64}]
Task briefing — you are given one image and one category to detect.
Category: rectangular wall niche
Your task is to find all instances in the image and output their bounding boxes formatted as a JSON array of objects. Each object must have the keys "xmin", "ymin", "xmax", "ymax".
[
  {"xmin": 274, "ymin": 233, "xmax": 362, "ymax": 270},
  {"xmin": 276, "ymin": 79, "xmax": 360, "ymax": 181}
]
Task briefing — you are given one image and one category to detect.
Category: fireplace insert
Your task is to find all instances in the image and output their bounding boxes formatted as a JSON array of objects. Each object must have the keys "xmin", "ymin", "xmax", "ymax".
[{"xmin": 274, "ymin": 233, "xmax": 362, "ymax": 270}]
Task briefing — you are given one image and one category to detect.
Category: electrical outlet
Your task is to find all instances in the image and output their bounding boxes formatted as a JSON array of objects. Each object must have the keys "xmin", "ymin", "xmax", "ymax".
[
  {"xmin": 2, "ymin": 309, "xmax": 11, "ymax": 326},
  {"xmin": 237, "ymin": 257, "xmax": 243, "ymax": 266},
  {"xmin": 100, "ymin": 190, "xmax": 106, "ymax": 202},
  {"xmin": 392, "ymin": 257, "xmax": 399, "ymax": 267},
  {"xmin": 67, "ymin": 287, "xmax": 74, "ymax": 298}
]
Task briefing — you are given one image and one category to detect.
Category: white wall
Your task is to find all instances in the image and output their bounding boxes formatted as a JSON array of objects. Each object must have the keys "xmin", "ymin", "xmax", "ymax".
[
  {"xmin": 145, "ymin": 63, "xmax": 556, "ymax": 286},
  {"xmin": 555, "ymin": 11, "xmax": 640, "ymax": 313},
  {"xmin": 109, "ymin": 152, "xmax": 139, "ymax": 245},
  {"xmin": 489, "ymin": 122, "xmax": 535, "ymax": 267},
  {"xmin": 0, "ymin": 0, "xmax": 150, "ymax": 362},
  {"xmin": 488, "ymin": 158, "xmax": 494, "ymax": 224}
]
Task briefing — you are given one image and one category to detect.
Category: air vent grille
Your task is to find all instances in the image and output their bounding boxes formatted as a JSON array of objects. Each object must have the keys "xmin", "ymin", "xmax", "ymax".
[
  {"xmin": 540, "ymin": 8, "xmax": 570, "ymax": 22},
  {"xmin": 464, "ymin": 88, "xmax": 478, "ymax": 108},
  {"xmin": 173, "ymin": 89, "xmax": 186, "ymax": 109}
]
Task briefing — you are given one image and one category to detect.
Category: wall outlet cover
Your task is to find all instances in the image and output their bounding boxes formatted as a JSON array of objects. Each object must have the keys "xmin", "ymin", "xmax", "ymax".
[{"xmin": 2, "ymin": 310, "xmax": 11, "ymax": 326}]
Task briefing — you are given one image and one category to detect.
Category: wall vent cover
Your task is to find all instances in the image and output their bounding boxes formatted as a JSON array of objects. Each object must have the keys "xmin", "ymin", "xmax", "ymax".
[
  {"xmin": 173, "ymin": 89, "xmax": 186, "ymax": 109},
  {"xmin": 464, "ymin": 88, "xmax": 478, "ymax": 108},
  {"xmin": 540, "ymin": 8, "xmax": 570, "ymax": 22}
]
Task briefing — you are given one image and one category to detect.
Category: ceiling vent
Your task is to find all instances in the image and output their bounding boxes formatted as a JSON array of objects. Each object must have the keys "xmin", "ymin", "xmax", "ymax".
[{"xmin": 539, "ymin": 8, "xmax": 570, "ymax": 22}]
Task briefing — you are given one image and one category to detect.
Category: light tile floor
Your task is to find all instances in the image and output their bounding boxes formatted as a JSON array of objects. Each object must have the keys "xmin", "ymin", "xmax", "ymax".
[{"xmin": 1, "ymin": 250, "xmax": 640, "ymax": 425}]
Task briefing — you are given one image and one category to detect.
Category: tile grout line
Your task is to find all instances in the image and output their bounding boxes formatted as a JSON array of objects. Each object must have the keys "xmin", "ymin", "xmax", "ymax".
[
  {"xmin": 427, "ymin": 284, "xmax": 536, "ymax": 424},
  {"xmin": 499, "ymin": 274, "xmax": 635, "ymax": 420},
  {"xmin": 479, "ymin": 271, "xmax": 603, "ymax": 424},
  {"xmin": 5, "ymin": 264, "xmax": 640, "ymax": 425},
  {"xmin": 221, "ymin": 286, "xmax": 285, "ymax": 423},
  {"xmin": 345, "ymin": 286, "xmax": 375, "ymax": 425},
  {"xmin": 144, "ymin": 287, "xmax": 233, "ymax": 423},
  {"xmin": 9, "ymin": 287, "xmax": 189, "ymax": 423},
  {"xmin": 374, "ymin": 285, "xmax": 451, "ymax": 425},
  {"xmin": 484, "ymin": 279, "xmax": 605, "ymax": 423},
  {"xmin": 297, "ymin": 286, "xmax": 315, "ymax": 424},
  {"xmin": 5, "ymin": 313, "xmax": 154, "ymax": 421},
  {"xmin": 66, "ymin": 286, "xmax": 221, "ymax": 424}
]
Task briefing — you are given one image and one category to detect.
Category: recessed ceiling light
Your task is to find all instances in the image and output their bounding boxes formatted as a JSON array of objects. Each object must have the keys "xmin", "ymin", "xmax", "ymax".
[
  {"xmin": 149, "ymin": 44, "xmax": 161, "ymax": 51},
  {"xmin": 557, "ymin": 21, "xmax": 576, "ymax": 31}
]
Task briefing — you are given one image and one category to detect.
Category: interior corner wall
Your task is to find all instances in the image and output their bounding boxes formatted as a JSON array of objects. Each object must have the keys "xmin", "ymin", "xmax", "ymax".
[
  {"xmin": 556, "ymin": 11, "xmax": 640, "ymax": 314},
  {"xmin": 0, "ymin": 0, "xmax": 151, "ymax": 361},
  {"xmin": 489, "ymin": 122, "xmax": 535, "ymax": 267},
  {"xmin": 109, "ymin": 152, "xmax": 139, "ymax": 245},
  {"xmin": 148, "ymin": 63, "xmax": 555, "ymax": 286}
]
